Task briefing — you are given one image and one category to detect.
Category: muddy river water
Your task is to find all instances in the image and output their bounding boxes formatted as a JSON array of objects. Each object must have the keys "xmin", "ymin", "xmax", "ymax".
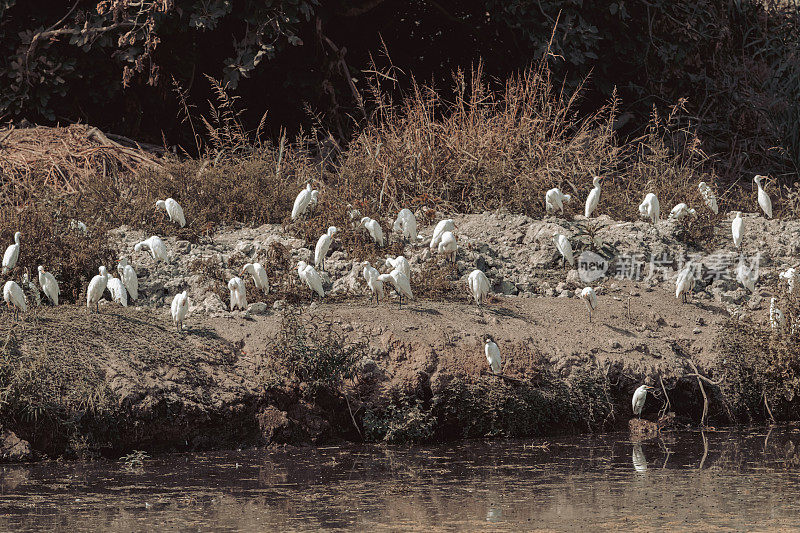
[{"xmin": 1, "ymin": 427, "xmax": 800, "ymax": 531}]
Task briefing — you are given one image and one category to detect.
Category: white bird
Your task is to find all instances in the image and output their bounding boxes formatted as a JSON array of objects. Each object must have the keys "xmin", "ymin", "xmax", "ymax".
[
  {"xmin": 669, "ymin": 203, "xmax": 696, "ymax": 221},
  {"xmin": 430, "ymin": 219, "xmax": 455, "ymax": 250},
  {"xmin": 770, "ymin": 297, "xmax": 785, "ymax": 330},
  {"xmin": 37, "ymin": 265, "xmax": 59, "ymax": 306},
  {"xmin": 291, "ymin": 183, "xmax": 314, "ymax": 220},
  {"xmin": 580, "ymin": 287, "xmax": 598, "ymax": 322},
  {"xmin": 359, "ymin": 217, "xmax": 384, "ymax": 247},
  {"xmin": 698, "ymin": 182, "xmax": 718, "ymax": 214},
  {"xmin": 107, "ymin": 276, "xmax": 128, "ymax": 307},
  {"xmin": 484, "ymin": 335, "xmax": 502, "ymax": 374},
  {"xmin": 545, "ymin": 187, "xmax": 572, "ymax": 215},
  {"xmin": 675, "ymin": 263, "xmax": 695, "ymax": 303},
  {"xmin": 736, "ymin": 255, "xmax": 758, "ymax": 293},
  {"xmin": 378, "ymin": 269, "xmax": 413, "ymax": 308},
  {"xmin": 731, "ymin": 211, "xmax": 744, "ymax": 249},
  {"xmin": 754, "ymin": 175, "xmax": 773, "ymax": 218},
  {"xmin": 638, "ymin": 193, "xmax": 660, "ymax": 224},
  {"xmin": 393, "ymin": 209, "xmax": 418, "ymax": 241},
  {"xmin": 134, "ymin": 236, "xmax": 168, "ymax": 262},
  {"xmin": 156, "ymin": 198, "xmax": 186, "ymax": 228},
  {"xmin": 297, "ymin": 261, "xmax": 325, "ymax": 301},
  {"xmin": 780, "ymin": 267, "xmax": 798, "ymax": 294},
  {"xmin": 437, "ymin": 231, "xmax": 458, "ymax": 263},
  {"xmin": 171, "ymin": 290, "xmax": 189, "ymax": 332},
  {"xmin": 117, "ymin": 257, "xmax": 138, "ymax": 300},
  {"xmin": 632, "ymin": 385, "xmax": 653, "ymax": 418},
  {"xmin": 86, "ymin": 266, "xmax": 109, "ymax": 312},
  {"xmin": 314, "ymin": 226, "xmax": 337, "ymax": 271},
  {"xmin": 3, "ymin": 280, "xmax": 26, "ymax": 318},
  {"xmin": 385, "ymin": 256, "xmax": 411, "ymax": 280},
  {"xmin": 584, "ymin": 176, "xmax": 603, "ymax": 218},
  {"xmin": 69, "ymin": 219, "xmax": 88, "ymax": 234},
  {"xmin": 227, "ymin": 277, "xmax": 248, "ymax": 310},
  {"xmin": 241, "ymin": 262, "xmax": 269, "ymax": 294},
  {"xmin": 2, "ymin": 231, "xmax": 21, "ymax": 274},
  {"xmin": 552, "ymin": 233, "xmax": 574, "ymax": 268},
  {"xmin": 468, "ymin": 269, "xmax": 491, "ymax": 306},
  {"xmin": 308, "ymin": 189, "xmax": 320, "ymax": 215},
  {"xmin": 361, "ymin": 262, "xmax": 384, "ymax": 305}
]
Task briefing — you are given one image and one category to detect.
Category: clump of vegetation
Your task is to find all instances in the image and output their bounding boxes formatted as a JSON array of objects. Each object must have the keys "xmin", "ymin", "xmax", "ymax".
[{"xmin": 363, "ymin": 397, "xmax": 436, "ymax": 444}]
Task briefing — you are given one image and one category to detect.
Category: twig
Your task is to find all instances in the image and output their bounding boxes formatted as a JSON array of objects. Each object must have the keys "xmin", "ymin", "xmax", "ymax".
[
  {"xmin": 764, "ymin": 392, "xmax": 776, "ymax": 424},
  {"xmin": 658, "ymin": 375, "xmax": 671, "ymax": 417},
  {"xmin": 687, "ymin": 360, "xmax": 709, "ymax": 426},
  {"xmin": 344, "ymin": 393, "xmax": 362, "ymax": 439}
]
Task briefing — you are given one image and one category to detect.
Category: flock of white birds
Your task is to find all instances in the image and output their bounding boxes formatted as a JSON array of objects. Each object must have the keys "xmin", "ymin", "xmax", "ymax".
[{"xmin": 0, "ymin": 175, "xmax": 788, "ymax": 417}]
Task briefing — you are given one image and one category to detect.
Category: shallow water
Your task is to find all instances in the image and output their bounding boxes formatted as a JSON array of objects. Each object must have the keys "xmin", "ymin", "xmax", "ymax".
[{"xmin": 2, "ymin": 427, "xmax": 800, "ymax": 531}]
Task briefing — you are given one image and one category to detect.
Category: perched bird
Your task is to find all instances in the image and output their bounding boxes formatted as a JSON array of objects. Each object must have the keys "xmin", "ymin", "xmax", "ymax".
[
  {"xmin": 780, "ymin": 267, "xmax": 798, "ymax": 294},
  {"xmin": 675, "ymin": 263, "xmax": 695, "ymax": 303},
  {"xmin": 359, "ymin": 217, "xmax": 385, "ymax": 247},
  {"xmin": 698, "ymin": 182, "xmax": 718, "ymax": 214},
  {"xmin": 308, "ymin": 190, "xmax": 320, "ymax": 215},
  {"xmin": 585, "ymin": 176, "xmax": 603, "ymax": 218},
  {"xmin": 638, "ymin": 193, "xmax": 660, "ymax": 224},
  {"xmin": 361, "ymin": 261, "xmax": 384, "ymax": 305},
  {"xmin": 227, "ymin": 277, "xmax": 248, "ymax": 310},
  {"xmin": 580, "ymin": 287, "xmax": 598, "ymax": 322},
  {"xmin": 155, "ymin": 198, "xmax": 186, "ymax": 228},
  {"xmin": 393, "ymin": 209, "xmax": 418, "ymax": 241},
  {"xmin": 669, "ymin": 203, "xmax": 696, "ymax": 221},
  {"xmin": 2, "ymin": 231, "xmax": 21, "ymax": 274},
  {"xmin": 731, "ymin": 211, "xmax": 744, "ymax": 249},
  {"xmin": 736, "ymin": 255, "xmax": 758, "ymax": 293},
  {"xmin": 241, "ymin": 262, "xmax": 269, "ymax": 294},
  {"xmin": 37, "ymin": 265, "xmax": 59, "ymax": 306},
  {"xmin": 134, "ymin": 236, "xmax": 168, "ymax": 262},
  {"xmin": 437, "ymin": 231, "xmax": 458, "ymax": 263},
  {"xmin": 770, "ymin": 297, "xmax": 785, "ymax": 330},
  {"xmin": 87, "ymin": 266, "xmax": 110, "ymax": 313},
  {"xmin": 754, "ymin": 175, "xmax": 773, "ymax": 218},
  {"xmin": 69, "ymin": 219, "xmax": 88, "ymax": 234},
  {"xmin": 545, "ymin": 187, "xmax": 572, "ymax": 215},
  {"xmin": 385, "ymin": 256, "xmax": 411, "ymax": 280},
  {"xmin": 314, "ymin": 226, "xmax": 337, "ymax": 271},
  {"xmin": 632, "ymin": 385, "xmax": 654, "ymax": 418},
  {"xmin": 552, "ymin": 233, "xmax": 574, "ymax": 268},
  {"xmin": 3, "ymin": 280, "xmax": 26, "ymax": 319},
  {"xmin": 297, "ymin": 261, "xmax": 325, "ymax": 301},
  {"xmin": 291, "ymin": 183, "xmax": 315, "ymax": 220},
  {"xmin": 171, "ymin": 290, "xmax": 189, "ymax": 332},
  {"xmin": 117, "ymin": 257, "xmax": 138, "ymax": 300},
  {"xmin": 430, "ymin": 219, "xmax": 455, "ymax": 250},
  {"xmin": 484, "ymin": 335, "xmax": 502, "ymax": 374},
  {"xmin": 107, "ymin": 276, "xmax": 128, "ymax": 307},
  {"xmin": 468, "ymin": 269, "xmax": 491, "ymax": 306},
  {"xmin": 378, "ymin": 269, "xmax": 413, "ymax": 308}
]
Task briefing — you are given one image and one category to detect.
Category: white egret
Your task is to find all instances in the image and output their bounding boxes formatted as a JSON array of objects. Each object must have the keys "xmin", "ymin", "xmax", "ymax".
[
  {"xmin": 736, "ymin": 255, "xmax": 757, "ymax": 293},
  {"xmin": 361, "ymin": 261, "xmax": 384, "ymax": 305},
  {"xmin": 484, "ymin": 335, "xmax": 502, "ymax": 374},
  {"xmin": 227, "ymin": 276, "xmax": 248, "ymax": 310},
  {"xmin": 468, "ymin": 269, "xmax": 491, "ymax": 306},
  {"xmin": 359, "ymin": 217, "xmax": 385, "ymax": 247},
  {"xmin": 552, "ymin": 233, "xmax": 574, "ymax": 268},
  {"xmin": 754, "ymin": 175, "xmax": 773, "ymax": 218},
  {"xmin": 155, "ymin": 198, "xmax": 186, "ymax": 228},
  {"xmin": 584, "ymin": 176, "xmax": 603, "ymax": 218},
  {"xmin": 698, "ymin": 182, "xmax": 718, "ymax": 214},
  {"xmin": 675, "ymin": 263, "xmax": 695, "ymax": 303},
  {"xmin": 291, "ymin": 183, "xmax": 314, "ymax": 220},
  {"xmin": 437, "ymin": 231, "xmax": 457, "ymax": 263},
  {"xmin": 134, "ymin": 236, "xmax": 168, "ymax": 262},
  {"xmin": 780, "ymin": 267, "xmax": 798, "ymax": 294},
  {"xmin": 669, "ymin": 203, "xmax": 696, "ymax": 221},
  {"xmin": 770, "ymin": 297, "xmax": 785, "ymax": 330},
  {"xmin": 430, "ymin": 219, "xmax": 455, "ymax": 250},
  {"xmin": 385, "ymin": 256, "xmax": 410, "ymax": 280},
  {"xmin": 580, "ymin": 287, "xmax": 598, "ymax": 322},
  {"xmin": 3, "ymin": 280, "xmax": 26, "ymax": 318},
  {"xmin": 545, "ymin": 187, "xmax": 572, "ymax": 215},
  {"xmin": 117, "ymin": 257, "xmax": 138, "ymax": 300},
  {"xmin": 69, "ymin": 219, "xmax": 88, "ymax": 234},
  {"xmin": 107, "ymin": 276, "xmax": 128, "ymax": 307},
  {"xmin": 37, "ymin": 265, "xmax": 59, "ymax": 306},
  {"xmin": 241, "ymin": 262, "xmax": 269, "ymax": 294},
  {"xmin": 632, "ymin": 385, "xmax": 654, "ymax": 418},
  {"xmin": 297, "ymin": 261, "xmax": 325, "ymax": 301},
  {"xmin": 314, "ymin": 226, "xmax": 337, "ymax": 271},
  {"xmin": 393, "ymin": 209, "xmax": 418, "ymax": 241},
  {"xmin": 378, "ymin": 269, "xmax": 413, "ymax": 308},
  {"xmin": 2, "ymin": 232, "xmax": 21, "ymax": 274},
  {"xmin": 87, "ymin": 266, "xmax": 109, "ymax": 313},
  {"xmin": 308, "ymin": 189, "xmax": 320, "ymax": 215},
  {"xmin": 171, "ymin": 290, "xmax": 189, "ymax": 332},
  {"xmin": 732, "ymin": 211, "xmax": 744, "ymax": 249},
  {"xmin": 638, "ymin": 193, "xmax": 660, "ymax": 224}
]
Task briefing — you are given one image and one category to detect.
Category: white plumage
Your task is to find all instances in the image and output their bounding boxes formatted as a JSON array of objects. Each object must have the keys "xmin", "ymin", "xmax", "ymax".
[
  {"xmin": 3, "ymin": 280, "xmax": 26, "ymax": 317},
  {"xmin": 359, "ymin": 217, "xmax": 385, "ymax": 247},
  {"xmin": 675, "ymin": 263, "xmax": 695, "ymax": 303},
  {"xmin": 291, "ymin": 183, "xmax": 314, "ymax": 220},
  {"xmin": 156, "ymin": 198, "xmax": 186, "ymax": 227},
  {"xmin": 780, "ymin": 267, "xmax": 798, "ymax": 294},
  {"xmin": 632, "ymin": 385, "xmax": 652, "ymax": 417},
  {"xmin": 580, "ymin": 287, "xmax": 598, "ymax": 321},
  {"xmin": 552, "ymin": 233, "xmax": 574, "ymax": 268},
  {"xmin": 87, "ymin": 266, "xmax": 109, "ymax": 312},
  {"xmin": 584, "ymin": 176, "xmax": 603, "ymax": 218},
  {"xmin": 2, "ymin": 231, "xmax": 21, "ymax": 275},
  {"xmin": 107, "ymin": 276, "xmax": 128, "ymax": 307},
  {"xmin": 468, "ymin": 269, "xmax": 491, "ymax": 306},
  {"xmin": 378, "ymin": 269, "xmax": 414, "ymax": 307},
  {"xmin": 171, "ymin": 290, "xmax": 189, "ymax": 332},
  {"xmin": 732, "ymin": 212, "xmax": 744, "ymax": 249},
  {"xmin": 698, "ymin": 182, "xmax": 718, "ymax": 214},
  {"xmin": 638, "ymin": 193, "xmax": 660, "ymax": 224},
  {"xmin": 69, "ymin": 219, "xmax": 88, "ymax": 234},
  {"xmin": 736, "ymin": 255, "xmax": 757, "ymax": 293},
  {"xmin": 430, "ymin": 219, "xmax": 455, "ymax": 250},
  {"xmin": 314, "ymin": 226, "xmax": 337, "ymax": 271},
  {"xmin": 361, "ymin": 261, "xmax": 384, "ymax": 304},
  {"xmin": 241, "ymin": 262, "xmax": 269, "ymax": 294},
  {"xmin": 134, "ymin": 236, "xmax": 168, "ymax": 262},
  {"xmin": 38, "ymin": 265, "xmax": 59, "ymax": 306},
  {"xmin": 484, "ymin": 336, "xmax": 502, "ymax": 374},
  {"xmin": 545, "ymin": 187, "xmax": 572, "ymax": 215},
  {"xmin": 297, "ymin": 261, "xmax": 325, "ymax": 300},
  {"xmin": 437, "ymin": 231, "xmax": 458, "ymax": 262},
  {"xmin": 385, "ymin": 256, "xmax": 411, "ymax": 280},
  {"xmin": 393, "ymin": 209, "xmax": 418, "ymax": 241},
  {"xmin": 669, "ymin": 203, "xmax": 696, "ymax": 221},
  {"xmin": 117, "ymin": 257, "xmax": 138, "ymax": 300},
  {"xmin": 227, "ymin": 276, "xmax": 248, "ymax": 310},
  {"xmin": 754, "ymin": 175, "xmax": 773, "ymax": 218},
  {"xmin": 770, "ymin": 297, "xmax": 785, "ymax": 330}
]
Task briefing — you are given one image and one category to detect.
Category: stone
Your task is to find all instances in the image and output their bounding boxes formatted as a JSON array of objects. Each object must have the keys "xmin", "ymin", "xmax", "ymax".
[
  {"xmin": 248, "ymin": 302, "xmax": 269, "ymax": 315},
  {"xmin": 0, "ymin": 431, "xmax": 31, "ymax": 462}
]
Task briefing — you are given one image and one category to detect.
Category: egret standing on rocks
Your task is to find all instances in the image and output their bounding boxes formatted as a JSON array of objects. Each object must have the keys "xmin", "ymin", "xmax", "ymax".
[
  {"xmin": 156, "ymin": 198, "xmax": 186, "ymax": 227},
  {"xmin": 780, "ymin": 267, "xmax": 798, "ymax": 294},
  {"xmin": 385, "ymin": 256, "xmax": 410, "ymax": 280},
  {"xmin": 393, "ymin": 209, "xmax": 418, "ymax": 241},
  {"xmin": 430, "ymin": 219, "xmax": 455, "ymax": 250},
  {"xmin": 754, "ymin": 175, "xmax": 773, "ymax": 218},
  {"xmin": 639, "ymin": 193, "xmax": 660, "ymax": 224},
  {"xmin": 585, "ymin": 176, "xmax": 603, "ymax": 218},
  {"xmin": 297, "ymin": 261, "xmax": 325, "ymax": 302},
  {"xmin": 632, "ymin": 385, "xmax": 654, "ymax": 418},
  {"xmin": 2, "ymin": 232, "xmax": 21, "ymax": 275},
  {"xmin": 770, "ymin": 297, "xmax": 785, "ymax": 330},
  {"xmin": 361, "ymin": 261, "xmax": 384, "ymax": 305},
  {"xmin": 314, "ymin": 226, "xmax": 337, "ymax": 271},
  {"xmin": 580, "ymin": 287, "xmax": 598, "ymax": 322},
  {"xmin": 484, "ymin": 335, "xmax": 502, "ymax": 374},
  {"xmin": 698, "ymin": 182, "xmax": 718, "ymax": 214},
  {"xmin": 172, "ymin": 290, "xmax": 189, "ymax": 332},
  {"xmin": 438, "ymin": 231, "xmax": 458, "ymax": 263},
  {"xmin": 3, "ymin": 280, "xmax": 26, "ymax": 318},
  {"xmin": 134, "ymin": 236, "xmax": 168, "ymax": 262},
  {"xmin": 468, "ymin": 269, "xmax": 491, "ymax": 306},
  {"xmin": 545, "ymin": 187, "xmax": 572, "ymax": 215},
  {"xmin": 553, "ymin": 233, "xmax": 574, "ymax": 269},
  {"xmin": 359, "ymin": 217, "xmax": 385, "ymax": 247},
  {"xmin": 107, "ymin": 275, "xmax": 128, "ymax": 306},
  {"xmin": 228, "ymin": 277, "xmax": 248, "ymax": 310},
  {"xmin": 736, "ymin": 255, "xmax": 757, "ymax": 293},
  {"xmin": 291, "ymin": 183, "xmax": 314, "ymax": 220},
  {"xmin": 87, "ymin": 266, "xmax": 109, "ymax": 313},
  {"xmin": 241, "ymin": 263, "xmax": 269, "ymax": 294},
  {"xmin": 675, "ymin": 263, "xmax": 695, "ymax": 303},
  {"xmin": 117, "ymin": 257, "xmax": 138, "ymax": 300},
  {"xmin": 37, "ymin": 265, "xmax": 59, "ymax": 306},
  {"xmin": 732, "ymin": 212, "xmax": 744, "ymax": 249},
  {"xmin": 669, "ymin": 203, "xmax": 696, "ymax": 221},
  {"xmin": 378, "ymin": 269, "xmax": 413, "ymax": 308}
]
